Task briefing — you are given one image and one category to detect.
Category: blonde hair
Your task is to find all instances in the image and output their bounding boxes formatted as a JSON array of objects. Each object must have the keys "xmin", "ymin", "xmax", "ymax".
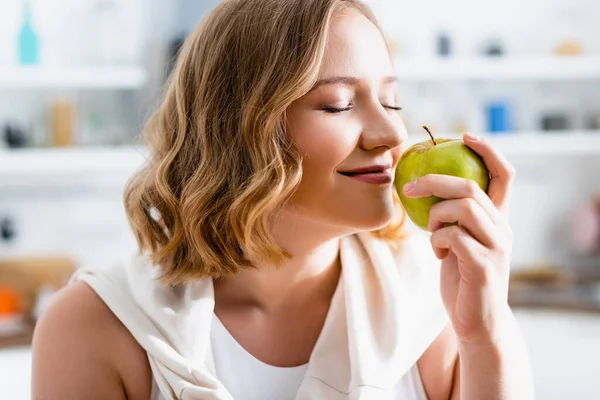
[{"xmin": 124, "ymin": 0, "xmax": 406, "ymax": 285}]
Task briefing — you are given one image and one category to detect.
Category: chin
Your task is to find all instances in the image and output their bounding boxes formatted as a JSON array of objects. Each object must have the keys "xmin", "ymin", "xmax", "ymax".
[{"xmin": 349, "ymin": 205, "xmax": 395, "ymax": 232}]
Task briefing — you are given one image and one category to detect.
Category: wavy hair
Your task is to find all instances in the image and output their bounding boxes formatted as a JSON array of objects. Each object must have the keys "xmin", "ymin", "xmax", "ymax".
[{"xmin": 124, "ymin": 0, "xmax": 406, "ymax": 285}]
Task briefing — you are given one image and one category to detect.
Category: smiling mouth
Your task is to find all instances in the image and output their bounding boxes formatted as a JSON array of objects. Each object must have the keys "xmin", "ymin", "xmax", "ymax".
[
  {"xmin": 338, "ymin": 170, "xmax": 393, "ymax": 184},
  {"xmin": 339, "ymin": 170, "xmax": 383, "ymax": 177}
]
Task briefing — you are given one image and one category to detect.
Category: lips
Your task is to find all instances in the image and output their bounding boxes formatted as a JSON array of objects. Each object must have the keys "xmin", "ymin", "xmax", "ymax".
[
  {"xmin": 338, "ymin": 164, "xmax": 393, "ymax": 184},
  {"xmin": 338, "ymin": 164, "xmax": 391, "ymax": 176}
]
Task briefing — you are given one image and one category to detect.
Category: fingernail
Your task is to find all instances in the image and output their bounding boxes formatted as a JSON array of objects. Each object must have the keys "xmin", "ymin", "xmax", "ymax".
[
  {"xmin": 403, "ymin": 181, "xmax": 416, "ymax": 193},
  {"xmin": 465, "ymin": 132, "xmax": 481, "ymax": 141}
]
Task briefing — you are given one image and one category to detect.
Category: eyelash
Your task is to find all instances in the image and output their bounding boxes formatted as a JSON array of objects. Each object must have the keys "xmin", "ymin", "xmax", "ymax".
[{"xmin": 322, "ymin": 105, "xmax": 402, "ymax": 114}]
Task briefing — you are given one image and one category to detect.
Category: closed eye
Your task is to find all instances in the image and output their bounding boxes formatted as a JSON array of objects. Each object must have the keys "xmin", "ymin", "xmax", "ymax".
[
  {"xmin": 323, "ymin": 105, "xmax": 402, "ymax": 114},
  {"xmin": 322, "ymin": 106, "xmax": 353, "ymax": 114}
]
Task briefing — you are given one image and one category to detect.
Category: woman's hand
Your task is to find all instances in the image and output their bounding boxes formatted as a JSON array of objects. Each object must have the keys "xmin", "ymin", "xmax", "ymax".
[{"xmin": 403, "ymin": 132, "xmax": 516, "ymax": 345}]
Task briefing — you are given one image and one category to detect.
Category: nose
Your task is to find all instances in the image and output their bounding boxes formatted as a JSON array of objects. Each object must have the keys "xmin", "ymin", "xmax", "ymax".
[{"xmin": 358, "ymin": 101, "xmax": 406, "ymax": 151}]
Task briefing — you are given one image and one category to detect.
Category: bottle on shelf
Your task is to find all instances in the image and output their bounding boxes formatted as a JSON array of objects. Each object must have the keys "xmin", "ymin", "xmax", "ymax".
[
  {"xmin": 486, "ymin": 101, "xmax": 512, "ymax": 134},
  {"xmin": 18, "ymin": 0, "xmax": 39, "ymax": 65},
  {"xmin": 586, "ymin": 112, "xmax": 600, "ymax": 131},
  {"xmin": 436, "ymin": 31, "xmax": 452, "ymax": 57},
  {"xmin": 2, "ymin": 123, "xmax": 28, "ymax": 149},
  {"xmin": 51, "ymin": 98, "xmax": 75, "ymax": 147}
]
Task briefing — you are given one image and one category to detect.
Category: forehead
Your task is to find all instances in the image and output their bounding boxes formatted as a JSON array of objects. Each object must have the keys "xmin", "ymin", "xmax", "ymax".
[{"xmin": 319, "ymin": 7, "xmax": 393, "ymax": 79}]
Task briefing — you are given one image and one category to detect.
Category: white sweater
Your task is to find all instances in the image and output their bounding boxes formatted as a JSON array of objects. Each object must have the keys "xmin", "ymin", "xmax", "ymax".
[{"xmin": 71, "ymin": 231, "xmax": 448, "ymax": 400}]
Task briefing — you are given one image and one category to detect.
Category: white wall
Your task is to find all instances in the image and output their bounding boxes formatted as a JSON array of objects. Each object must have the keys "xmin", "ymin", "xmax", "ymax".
[
  {"xmin": 0, "ymin": 0, "xmax": 145, "ymax": 67},
  {"xmin": 0, "ymin": 0, "xmax": 159, "ymax": 266},
  {"xmin": 366, "ymin": 0, "xmax": 600, "ymax": 57},
  {"xmin": 0, "ymin": 0, "xmax": 599, "ymax": 270},
  {"xmin": 0, "ymin": 180, "xmax": 137, "ymax": 267},
  {"xmin": 509, "ymin": 155, "xmax": 600, "ymax": 267},
  {"xmin": 366, "ymin": 0, "xmax": 600, "ymax": 268}
]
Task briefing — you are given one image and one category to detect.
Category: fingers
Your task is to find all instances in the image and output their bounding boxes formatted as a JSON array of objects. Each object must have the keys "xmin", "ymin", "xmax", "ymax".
[
  {"xmin": 403, "ymin": 173, "xmax": 500, "ymax": 223},
  {"xmin": 432, "ymin": 246, "xmax": 449, "ymax": 260},
  {"xmin": 463, "ymin": 133, "xmax": 516, "ymax": 214},
  {"xmin": 430, "ymin": 225, "xmax": 489, "ymax": 283},
  {"xmin": 428, "ymin": 198, "xmax": 498, "ymax": 248}
]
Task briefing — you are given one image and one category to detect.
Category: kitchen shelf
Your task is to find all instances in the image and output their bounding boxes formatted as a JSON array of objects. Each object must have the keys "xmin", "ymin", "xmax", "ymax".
[
  {"xmin": 409, "ymin": 131, "xmax": 600, "ymax": 156},
  {"xmin": 0, "ymin": 146, "xmax": 148, "ymax": 182},
  {"xmin": 0, "ymin": 66, "xmax": 148, "ymax": 90},
  {"xmin": 484, "ymin": 131, "xmax": 600, "ymax": 156},
  {"xmin": 0, "ymin": 132, "xmax": 599, "ymax": 183},
  {"xmin": 393, "ymin": 56, "xmax": 600, "ymax": 81}
]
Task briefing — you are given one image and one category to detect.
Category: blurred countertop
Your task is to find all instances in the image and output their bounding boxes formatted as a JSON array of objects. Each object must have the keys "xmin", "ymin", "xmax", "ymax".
[
  {"xmin": 509, "ymin": 258, "xmax": 600, "ymax": 313},
  {"xmin": 510, "ymin": 283, "xmax": 600, "ymax": 313}
]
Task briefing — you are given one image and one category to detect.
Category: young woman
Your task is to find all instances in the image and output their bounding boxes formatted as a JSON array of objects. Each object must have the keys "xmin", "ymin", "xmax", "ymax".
[{"xmin": 32, "ymin": 0, "xmax": 534, "ymax": 399}]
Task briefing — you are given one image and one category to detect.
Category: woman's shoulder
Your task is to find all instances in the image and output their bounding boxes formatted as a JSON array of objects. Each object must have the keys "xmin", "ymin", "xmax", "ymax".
[{"xmin": 31, "ymin": 280, "xmax": 153, "ymax": 400}]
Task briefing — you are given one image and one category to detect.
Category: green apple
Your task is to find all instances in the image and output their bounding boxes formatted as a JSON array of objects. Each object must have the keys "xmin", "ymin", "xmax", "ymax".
[{"xmin": 395, "ymin": 126, "xmax": 490, "ymax": 231}]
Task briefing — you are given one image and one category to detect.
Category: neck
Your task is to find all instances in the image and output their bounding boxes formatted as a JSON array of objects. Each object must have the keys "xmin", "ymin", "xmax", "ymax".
[{"xmin": 213, "ymin": 209, "xmax": 344, "ymax": 313}]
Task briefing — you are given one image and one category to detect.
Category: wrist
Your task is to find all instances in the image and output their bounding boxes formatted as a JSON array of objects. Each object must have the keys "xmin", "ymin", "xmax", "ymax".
[
  {"xmin": 456, "ymin": 304, "xmax": 516, "ymax": 348},
  {"xmin": 456, "ymin": 307, "xmax": 536, "ymax": 400}
]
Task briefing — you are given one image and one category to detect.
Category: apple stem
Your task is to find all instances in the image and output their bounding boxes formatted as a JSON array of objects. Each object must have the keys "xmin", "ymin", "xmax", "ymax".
[{"xmin": 423, "ymin": 125, "xmax": 437, "ymax": 146}]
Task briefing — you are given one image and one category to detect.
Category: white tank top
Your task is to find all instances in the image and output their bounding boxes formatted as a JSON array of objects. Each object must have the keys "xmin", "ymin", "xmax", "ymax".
[
  {"xmin": 206, "ymin": 314, "xmax": 429, "ymax": 400},
  {"xmin": 210, "ymin": 314, "xmax": 308, "ymax": 400},
  {"xmin": 75, "ymin": 232, "xmax": 449, "ymax": 399}
]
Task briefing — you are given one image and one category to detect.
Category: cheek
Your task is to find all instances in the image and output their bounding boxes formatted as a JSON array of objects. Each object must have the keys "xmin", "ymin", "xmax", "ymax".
[{"xmin": 291, "ymin": 116, "xmax": 358, "ymax": 173}]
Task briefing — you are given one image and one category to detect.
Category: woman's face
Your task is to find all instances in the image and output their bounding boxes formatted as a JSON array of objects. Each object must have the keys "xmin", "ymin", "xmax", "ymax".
[{"xmin": 285, "ymin": 7, "xmax": 407, "ymax": 234}]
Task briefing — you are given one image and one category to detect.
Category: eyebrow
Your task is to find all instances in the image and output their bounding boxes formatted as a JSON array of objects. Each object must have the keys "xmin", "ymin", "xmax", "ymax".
[{"xmin": 309, "ymin": 75, "xmax": 398, "ymax": 92}]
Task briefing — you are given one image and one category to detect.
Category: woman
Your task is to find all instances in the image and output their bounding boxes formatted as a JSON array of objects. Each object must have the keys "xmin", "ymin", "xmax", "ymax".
[{"xmin": 32, "ymin": 0, "xmax": 534, "ymax": 399}]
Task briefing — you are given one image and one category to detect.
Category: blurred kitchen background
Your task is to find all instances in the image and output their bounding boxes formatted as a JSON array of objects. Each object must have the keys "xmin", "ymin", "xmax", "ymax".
[{"xmin": 1, "ymin": 0, "xmax": 600, "ymax": 398}]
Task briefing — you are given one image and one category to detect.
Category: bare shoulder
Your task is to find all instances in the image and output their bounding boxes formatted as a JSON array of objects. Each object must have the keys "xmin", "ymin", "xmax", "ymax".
[
  {"xmin": 31, "ymin": 280, "xmax": 152, "ymax": 400},
  {"xmin": 417, "ymin": 323, "xmax": 459, "ymax": 400}
]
